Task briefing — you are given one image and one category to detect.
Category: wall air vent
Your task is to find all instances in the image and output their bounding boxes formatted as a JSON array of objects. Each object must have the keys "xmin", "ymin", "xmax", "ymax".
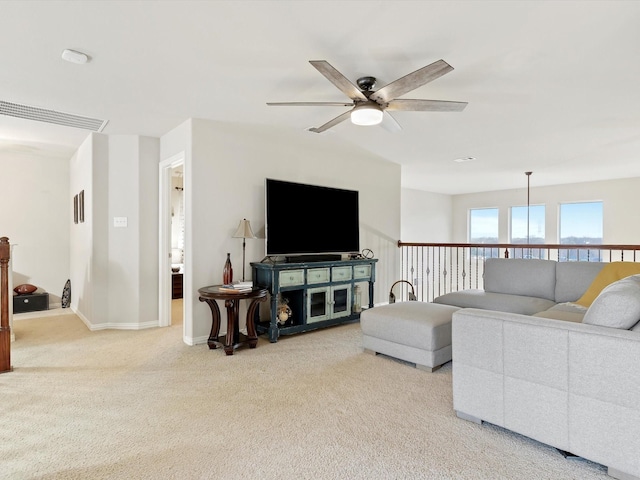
[{"xmin": 0, "ymin": 100, "xmax": 108, "ymax": 132}]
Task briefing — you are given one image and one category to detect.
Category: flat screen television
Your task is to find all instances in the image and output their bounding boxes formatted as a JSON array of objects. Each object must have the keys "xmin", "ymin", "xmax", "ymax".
[{"xmin": 265, "ymin": 178, "xmax": 360, "ymax": 259}]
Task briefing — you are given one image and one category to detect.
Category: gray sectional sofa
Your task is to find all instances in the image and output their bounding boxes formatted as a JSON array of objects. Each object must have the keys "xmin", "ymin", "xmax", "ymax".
[
  {"xmin": 434, "ymin": 257, "xmax": 605, "ymax": 318},
  {"xmin": 361, "ymin": 258, "xmax": 640, "ymax": 479},
  {"xmin": 438, "ymin": 258, "xmax": 640, "ymax": 480}
]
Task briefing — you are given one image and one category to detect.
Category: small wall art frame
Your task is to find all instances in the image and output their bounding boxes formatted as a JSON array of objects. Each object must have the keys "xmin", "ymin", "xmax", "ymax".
[{"xmin": 79, "ymin": 190, "xmax": 84, "ymax": 223}]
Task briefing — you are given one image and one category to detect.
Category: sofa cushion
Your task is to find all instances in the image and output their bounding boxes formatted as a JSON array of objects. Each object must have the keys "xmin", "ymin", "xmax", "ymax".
[
  {"xmin": 575, "ymin": 262, "xmax": 640, "ymax": 307},
  {"xmin": 434, "ymin": 289, "xmax": 556, "ymax": 316},
  {"xmin": 554, "ymin": 262, "xmax": 605, "ymax": 303},
  {"xmin": 360, "ymin": 302, "xmax": 459, "ymax": 351},
  {"xmin": 483, "ymin": 258, "xmax": 557, "ymax": 302},
  {"xmin": 532, "ymin": 302, "xmax": 586, "ymax": 323},
  {"xmin": 632, "ymin": 321, "xmax": 640, "ymax": 332},
  {"xmin": 582, "ymin": 275, "xmax": 640, "ymax": 329}
]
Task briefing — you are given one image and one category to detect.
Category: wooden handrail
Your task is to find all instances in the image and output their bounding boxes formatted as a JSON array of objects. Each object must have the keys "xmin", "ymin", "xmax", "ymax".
[
  {"xmin": 0, "ymin": 236, "xmax": 11, "ymax": 373},
  {"xmin": 398, "ymin": 241, "xmax": 640, "ymax": 250}
]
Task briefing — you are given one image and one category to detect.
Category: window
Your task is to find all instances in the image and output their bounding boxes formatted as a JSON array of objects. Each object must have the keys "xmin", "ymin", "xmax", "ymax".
[
  {"xmin": 559, "ymin": 201, "xmax": 603, "ymax": 261},
  {"xmin": 469, "ymin": 208, "xmax": 499, "ymax": 258},
  {"xmin": 510, "ymin": 205, "xmax": 545, "ymax": 244},
  {"xmin": 509, "ymin": 204, "xmax": 546, "ymax": 259},
  {"xmin": 469, "ymin": 208, "xmax": 498, "ymax": 243}
]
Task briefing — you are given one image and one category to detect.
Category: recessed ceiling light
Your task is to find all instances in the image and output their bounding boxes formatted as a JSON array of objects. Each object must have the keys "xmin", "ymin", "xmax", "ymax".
[
  {"xmin": 453, "ymin": 156, "xmax": 476, "ymax": 163},
  {"xmin": 61, "ymin": 49, "xmax": 88, "ymax": 64}
]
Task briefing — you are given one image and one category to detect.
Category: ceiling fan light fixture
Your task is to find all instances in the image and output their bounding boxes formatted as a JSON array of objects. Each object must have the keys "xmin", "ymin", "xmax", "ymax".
[{"xmin": 350, "ymin": 103, "xmax": 383, "ymax": 126}]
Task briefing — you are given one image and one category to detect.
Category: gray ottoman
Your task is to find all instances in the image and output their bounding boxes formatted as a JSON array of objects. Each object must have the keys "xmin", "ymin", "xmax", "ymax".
[{"xmin": 360, "ymin": 302, "xmax": 461, "ymax": 372}]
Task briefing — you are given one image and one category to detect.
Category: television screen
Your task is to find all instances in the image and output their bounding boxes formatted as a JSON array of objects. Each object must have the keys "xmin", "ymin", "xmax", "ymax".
[{"xmin": 265, "ymin": 178, "xmax": 360, "ymax": 257}]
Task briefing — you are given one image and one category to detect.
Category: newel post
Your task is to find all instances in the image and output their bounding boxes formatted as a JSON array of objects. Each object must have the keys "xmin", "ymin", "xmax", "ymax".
[{"xmin": 0, "ymin": 236, "xmax": 12, "ymax": 373}]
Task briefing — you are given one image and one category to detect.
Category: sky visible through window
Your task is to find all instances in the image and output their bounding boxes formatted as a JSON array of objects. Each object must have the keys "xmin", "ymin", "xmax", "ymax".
[
  {"xmin": 511, "ymin": 205, "xmax": 545, "ymax": 242},
  {"xmin": 470, "ymin": 202, "xmax": 603, "ymax": 244},
  {"xmin": 469, "ymin": 208, "xmax": 498, "ymax": 242},
  {"xmin": 560, "ymin": 201, "xmax": 603, "ymax": 242}
]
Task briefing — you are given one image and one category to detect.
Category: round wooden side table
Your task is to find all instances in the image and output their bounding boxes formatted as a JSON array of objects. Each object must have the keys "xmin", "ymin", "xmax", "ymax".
[{"xmin": 198, "ymin": 285, "xmax": 268, "ymax": 355}]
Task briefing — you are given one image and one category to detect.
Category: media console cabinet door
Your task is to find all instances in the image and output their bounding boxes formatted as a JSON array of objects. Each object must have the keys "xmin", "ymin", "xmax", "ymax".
[
  {"xmin": 307, "ymin": 286, "xmax": 330, "ymax": 323},
  {"xmin": 331, "ymin": 285, "xmax": 351, "ymax": 318},
  {"xmin": 306, "ymin": 285, "xmax": 351, "ymax": 323}
]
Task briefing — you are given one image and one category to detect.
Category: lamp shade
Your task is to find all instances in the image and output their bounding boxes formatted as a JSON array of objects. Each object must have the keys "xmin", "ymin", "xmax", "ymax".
[
  {"xmin": 351, "ymin": 103, "xmax": 383, "ymax": 126},
  {"xmin": 233, "ymin": 218, "xmax": 256, "ymax": 239}
]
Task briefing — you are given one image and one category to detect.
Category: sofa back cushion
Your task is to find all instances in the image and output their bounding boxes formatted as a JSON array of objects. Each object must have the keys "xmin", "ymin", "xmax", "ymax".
[
  {"xmin": 484, "ymin": 258, "xmax": 557, "ymax": 301},
  {"xmin": 555, "ymin": 262, "xmax": 605, "ymax": 303},
  {"xmin": 582, "ymin": 274, "xmax": 640, "ymax": 329}
]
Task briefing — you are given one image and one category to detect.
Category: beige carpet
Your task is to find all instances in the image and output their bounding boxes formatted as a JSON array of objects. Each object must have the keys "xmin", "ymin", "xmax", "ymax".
[{"xmin": 2, "ymin": 310, "xmax": 610, "ymax": 480}]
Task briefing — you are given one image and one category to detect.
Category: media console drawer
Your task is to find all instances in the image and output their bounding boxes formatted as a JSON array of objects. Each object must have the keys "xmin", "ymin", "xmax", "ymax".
[
  {"xmin": 332, "ymin": 266, "xmax": 352, "ymax": 282},
  {"xmin": 354, "ymin": 265, "xmax": 372, "ymax": 279},
  {"xmin": 279, "ymin": 269, "xmax": 305, "ymax": 287},
  {"xmin": 13, "ymin": 292, "xmax": 49, "ymax": 313},
  {"xmin": 307, "ymin": 267, "xmax": 330, "ymax": 284}
]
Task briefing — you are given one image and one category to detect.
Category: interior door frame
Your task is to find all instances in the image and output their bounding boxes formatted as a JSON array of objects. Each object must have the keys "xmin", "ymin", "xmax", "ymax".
[{"xmin": 158, "ymin": 152, "xmax": 185, "ymax": 329}]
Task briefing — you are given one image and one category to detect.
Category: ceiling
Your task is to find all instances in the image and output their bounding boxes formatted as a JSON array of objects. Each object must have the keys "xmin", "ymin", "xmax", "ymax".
[{"xmin": 1, "ymin": 0, "xmax": 639, "ymax": 195}]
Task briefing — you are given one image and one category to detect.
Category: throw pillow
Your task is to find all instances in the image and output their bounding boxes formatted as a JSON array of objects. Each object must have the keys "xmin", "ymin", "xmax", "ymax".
[
  {"xmin": 631, "ymin": 321, "xmax": 640, "ymax": 332},
  {"xmin": 582, "ymin": 275, "xmax": 640, "ymax": 329},
  {"xmin": 575, "ymin": 262, "xmax": 640, "ymax": 307}
]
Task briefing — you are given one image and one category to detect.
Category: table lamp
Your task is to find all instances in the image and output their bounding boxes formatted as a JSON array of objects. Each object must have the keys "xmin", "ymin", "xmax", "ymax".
[{"xmin": 233, "ymin": 218, "xmax": 256, "ymax": 281}]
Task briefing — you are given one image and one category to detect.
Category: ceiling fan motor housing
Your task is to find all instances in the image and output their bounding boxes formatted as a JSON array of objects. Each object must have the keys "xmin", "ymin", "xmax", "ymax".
[{"xmin": 356, "ymin": 76, "xmax": 377, "ymax": 92}]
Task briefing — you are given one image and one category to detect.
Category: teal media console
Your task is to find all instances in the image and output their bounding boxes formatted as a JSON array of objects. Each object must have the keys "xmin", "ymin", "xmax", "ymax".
[{"xmin": 251, "ymin": 258, "xmax": 377, "ymax": 342}]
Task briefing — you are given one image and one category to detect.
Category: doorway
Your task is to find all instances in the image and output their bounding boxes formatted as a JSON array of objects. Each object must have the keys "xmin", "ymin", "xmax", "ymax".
[
  {"xmin": 159, "ymin": 153, "xmax": 185, "ymax": 331},
  {"xmin": 170, "ymin": 164, "xmax": 184, "ymax": 325}
]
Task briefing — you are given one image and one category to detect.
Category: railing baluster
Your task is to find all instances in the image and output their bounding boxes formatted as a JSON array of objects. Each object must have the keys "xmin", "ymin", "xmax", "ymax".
[{"xmin": 398, "ymin": 242, "xmax": 640, "ymax": 303}]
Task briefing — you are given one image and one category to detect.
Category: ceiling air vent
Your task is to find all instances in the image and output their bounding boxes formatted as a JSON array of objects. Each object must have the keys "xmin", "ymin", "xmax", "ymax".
[{"xmin": 0, "ymin": 100, "xmax": 108, "ymax": 132}]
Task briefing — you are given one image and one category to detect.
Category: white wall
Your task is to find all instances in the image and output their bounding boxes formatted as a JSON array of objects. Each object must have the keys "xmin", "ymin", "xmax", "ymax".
[
  {"xmin": 71, "ymin": 133, "xmax": 159, "ymax": 329},
  {"xmin": 106, "ymin": 135, "xmax": 159, "ymax": 328},
  {"xmin": 70, "ymin": 134, "xmax": 104, "ymax": 324},
  {"xmin": 401, "ymin": 188, "xmax": 452, "ymax": 242},
  {"xmin": 451, "ymin": 177, "xmax": 640, "ymax": 244},
  {"xmin": 0, "ymin": 147, "xmax": 70, "ymax": 306},
  {"xmin": 166, "ymin": 119, "xmax": 401, "ymax": 344}
]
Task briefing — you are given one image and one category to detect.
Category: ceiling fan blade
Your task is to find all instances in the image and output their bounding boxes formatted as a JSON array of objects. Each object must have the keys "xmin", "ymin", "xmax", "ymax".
[
  {"xmin": 369, "ymin": 59, "xmax": 454, "ymax": 104},
  {"xmin": 309, "ymin": 60, "xmax": 368, "ymax": 101},
  {"xmin": 267, "ymin": 102, "xmax": 353, "ymax": 107},
  {"xmin": 386, "ymin": 99, "xmax": 468, "ymax": 112},
  {"xmin": 308, "ymin": 110, "xmax": 352, "ymax": 134},
  {"xmin": 381, "ymin": 111, "xmax": 402, "ymax": 133}
]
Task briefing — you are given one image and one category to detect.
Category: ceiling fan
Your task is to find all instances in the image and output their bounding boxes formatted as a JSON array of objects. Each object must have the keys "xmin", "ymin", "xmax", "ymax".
[{"xmin": 267, "ymin": 59, "xmax": 467, "ymax": 133}]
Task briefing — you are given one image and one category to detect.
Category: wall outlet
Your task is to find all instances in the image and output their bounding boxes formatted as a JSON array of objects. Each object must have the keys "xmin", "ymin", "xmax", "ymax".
[{"xmin": 113, "ymin": 217, "xmax": 128, "ymax": 228}]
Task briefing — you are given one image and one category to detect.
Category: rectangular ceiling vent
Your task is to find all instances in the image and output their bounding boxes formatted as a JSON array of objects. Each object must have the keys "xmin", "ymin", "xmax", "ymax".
[{"xmin": 0, "ymin": 100, "xmax": 108, "ymax": 132}]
